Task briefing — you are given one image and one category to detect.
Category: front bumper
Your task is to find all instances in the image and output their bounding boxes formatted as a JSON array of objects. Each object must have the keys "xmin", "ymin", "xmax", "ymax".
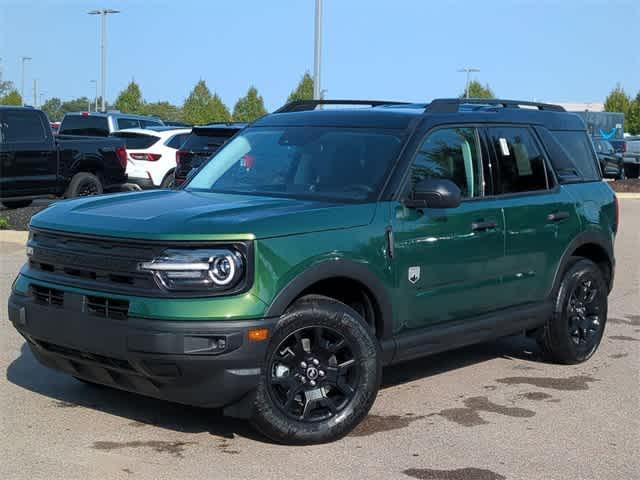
[{"xmin": 8, "ymin": 290, "xmax": 277, "ymax": 409}]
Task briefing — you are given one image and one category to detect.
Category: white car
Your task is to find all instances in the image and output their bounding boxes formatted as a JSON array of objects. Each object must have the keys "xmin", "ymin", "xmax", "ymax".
[{"xmin": 112, "ymin": 127, "xmax": 191, "ymax": 188}]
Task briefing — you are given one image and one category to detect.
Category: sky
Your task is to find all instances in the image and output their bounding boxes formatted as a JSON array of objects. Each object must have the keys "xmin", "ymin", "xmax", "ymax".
[{"xmin": 1, "ymin": 0, "xmax": 638, "ymax": 111}]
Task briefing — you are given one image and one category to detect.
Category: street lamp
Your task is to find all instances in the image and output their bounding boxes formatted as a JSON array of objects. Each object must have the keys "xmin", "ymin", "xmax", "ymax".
[
  {"xmin": 20, "ymin": 56, "xmax": 32, "ymax": 106},
  {"xmin": 457, "ymin": 67, "xmax": 480, "ymax": 98},
  {"xmin": 89, "ymin": 8, "xmax": 120, "ymax": 112},
  {"xmin": 90, "ymin": 79, "xmax": 98, "ymax": 112},
  {"xmin": 313, "ymin": 0, "xmax": 323, "ymax": 100}
]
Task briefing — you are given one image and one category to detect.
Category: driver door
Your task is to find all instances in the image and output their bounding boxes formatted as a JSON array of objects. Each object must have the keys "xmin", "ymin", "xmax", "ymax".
[{"xmin": 391, "ymin": 126, "xmax": 506, "ymax": 331}]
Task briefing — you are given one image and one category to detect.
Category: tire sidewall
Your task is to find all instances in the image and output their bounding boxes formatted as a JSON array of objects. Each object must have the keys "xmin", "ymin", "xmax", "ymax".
[
  {"xmin": 66, "ymin": 172, "xmax": 103, "ymax": 198},
  {"xmin": 251, "ymin": 296, "xmax": 380, "ymax": 444},
  {"xmin": 549, "ymin": 259, "xmax": 608, "ymax": 363}
]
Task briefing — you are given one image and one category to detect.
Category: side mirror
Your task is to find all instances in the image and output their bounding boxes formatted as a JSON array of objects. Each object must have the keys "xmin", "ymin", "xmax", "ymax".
[{"xmin": 404, "ymin": 178, "xmax": 461, "ymax": 209}]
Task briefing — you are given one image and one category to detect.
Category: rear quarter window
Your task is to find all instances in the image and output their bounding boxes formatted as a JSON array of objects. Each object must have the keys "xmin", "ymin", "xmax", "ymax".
[
  {"xmin": 117, "ymin": 118, "xmax": 141, "ymax": 130},
  {"xmin": 551, "ymin": 131, "xmax": 601, "ymax": 181}
]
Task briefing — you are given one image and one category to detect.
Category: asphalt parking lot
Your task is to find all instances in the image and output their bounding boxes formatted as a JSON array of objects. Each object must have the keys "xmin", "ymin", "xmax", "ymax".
[{"xmin": 0, "ymin": 201, "xmax": 638, "ymax": 480}]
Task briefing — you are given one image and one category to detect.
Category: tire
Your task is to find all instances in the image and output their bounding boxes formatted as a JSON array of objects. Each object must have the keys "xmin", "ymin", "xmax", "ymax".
[
  {"xmin": 64, "ymin": 172, "xmax": 103, "ymax": 198},
  {"xmin": 617, "ymin": 164, "xmax": 626, "ymax": 180},
  {"xmin": 251, "ymin": 294, "xmax": 381, "ymax": 445},
  {"xmin": 1, "ymin": 200, "xmax": 33, "ymax": 209},
  {"xmin": 624, "ymin": 163, "xmax": 639, "ymax": 179},
  {"xmin": 538, "ymin": 258, "xmax": 608, "ymax": 365},
  {"xmin": 160, "ymin": 171, "xmax": 175, "ymax": 189}
]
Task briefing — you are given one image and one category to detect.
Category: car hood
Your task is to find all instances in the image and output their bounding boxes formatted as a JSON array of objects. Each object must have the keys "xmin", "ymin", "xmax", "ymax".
[{"xmin": 30, "ymin": 190, "xmax": 377, "ymax": 240}]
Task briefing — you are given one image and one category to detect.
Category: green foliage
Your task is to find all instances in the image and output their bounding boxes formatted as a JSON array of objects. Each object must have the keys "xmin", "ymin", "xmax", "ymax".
[
  {"xmin": 41, "ymin": 97, "xmax": 63, "ymax": 121},
  {"xmin": 143, "ymin": 101, "xmax": 182, "ymax": 122},
  {"xmin": 0, "ymin": 79, "xmax": 14, "ymax": 98},
  {"xmin": 603, "ymin": 84, "xmax": 630, "ymax": 114},
  {"xmin": 460, "ymin": 80, "xmax": 494, "ymax": 99},
  {"xmin": 60, "ymin": 97, "xmax": 92, "ymax": 114},
  {"xmin": 0, "ymin": 217, "xmax": 8, "ymax": 230},
  {"xmin": 627, "ymin": 92, "xmax": 640, "ymax": 135},
  {"xmin": 0, "ymin": 89, "xmax": 23, "ymax": 106},
  {"xmin": 113, "ymin": 81, "xmax": 144, "ymax": 114},
  {"xmin": 182, "ymin": 80, "xmax": 230, "ymax": 125},
  {"xmin": 287, "ymin": 72, "xmax": 314, "ymax": 103},
  {"xmin": 232, "ymin": 86, "xmax": 267, "ymax": 122}
]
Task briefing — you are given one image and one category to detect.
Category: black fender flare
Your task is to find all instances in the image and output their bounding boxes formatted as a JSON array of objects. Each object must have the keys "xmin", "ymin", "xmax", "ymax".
[
  {"xmin": 547, "ymin": 230, "xmax": 614, "ymax": 303},
  {"xmin": 265, "ymin": 259, "xmax": 395, "ymax": 341}
]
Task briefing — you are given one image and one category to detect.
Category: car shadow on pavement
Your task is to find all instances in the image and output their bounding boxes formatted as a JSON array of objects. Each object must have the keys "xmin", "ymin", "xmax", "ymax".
[{"xmin": 6, "ymin": 335, "xmax": 543, "ymax": 442}]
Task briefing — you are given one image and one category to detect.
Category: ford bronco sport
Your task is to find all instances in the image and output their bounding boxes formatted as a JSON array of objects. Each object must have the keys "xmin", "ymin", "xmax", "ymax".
[{"xmin": 9, "ymin": 99, "xmax": 617, "ymax": 444}]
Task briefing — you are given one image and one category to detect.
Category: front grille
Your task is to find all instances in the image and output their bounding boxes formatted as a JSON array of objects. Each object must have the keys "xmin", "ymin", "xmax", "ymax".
[
  {"xmin": 37, "ymin": 340, "xmax": 134, "ymax": 371},
  {"xmin": 32, "ymin": 285, "xmax": 64, "ymax": 306},
  {"xmin": 27, "ymin": 230, "xmax": 161, "ymax": 295},
  {"xmin": 86, "ymin": 295, "xmax": 129, "ymax": 320}
]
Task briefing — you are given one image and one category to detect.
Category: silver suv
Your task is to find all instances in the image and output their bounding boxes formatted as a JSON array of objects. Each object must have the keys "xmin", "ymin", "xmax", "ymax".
[{"xmin": 58, "ymin": 112, "xmax": 164, "ymax": 137}]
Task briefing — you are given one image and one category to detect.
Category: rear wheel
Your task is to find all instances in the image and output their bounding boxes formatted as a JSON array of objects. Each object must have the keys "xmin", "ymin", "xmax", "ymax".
[
  {"xmin": 538, "ymin": 258, "xmax": 608, "ymax": 364},
  {"xmin": 251, "ymin": 295, "xmax": 380, "ymax": 444},
  {"xmin": 160, "ymin": 171, "xmax": 175, "ymax": 188},
  {"xmin": 65, "ymin": 172, "xmax": 103, "ymax": 198},
  {"xmin": 1, "ymin": 200, "xmax": 33, "ymax": 209}
]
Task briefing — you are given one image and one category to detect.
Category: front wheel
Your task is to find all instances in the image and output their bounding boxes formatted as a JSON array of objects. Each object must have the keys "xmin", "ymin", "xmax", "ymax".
[
  {"xmin": 251, "ymin": 295, "xmax": 380, "ymax": 445},
  {"xmin": 538, "ymin": 258, "xmax": 608, "ymax": 364}
]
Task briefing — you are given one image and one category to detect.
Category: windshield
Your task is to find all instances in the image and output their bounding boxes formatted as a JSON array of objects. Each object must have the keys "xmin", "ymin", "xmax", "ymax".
[{"xmin": 186, "ymin": 126, "xmax": 404, "ymax": 202}]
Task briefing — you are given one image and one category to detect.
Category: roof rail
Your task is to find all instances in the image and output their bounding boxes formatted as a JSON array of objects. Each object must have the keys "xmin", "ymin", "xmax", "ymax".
[
  {"xmin": 427, "ymin": 98, "xmax": 566, "ymax": 113},
  {"xmin": 275, "ymin": 99, "xmax": 410, "ymax": 113}
]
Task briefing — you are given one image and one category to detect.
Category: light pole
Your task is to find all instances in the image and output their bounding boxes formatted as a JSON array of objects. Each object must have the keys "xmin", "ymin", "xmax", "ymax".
[
  {"xmin": 90, "ymin": 79, "xmax": 98, "ymax": 112},
  {"xmin": 313, "ymin": 0, "xmax": 323, "ymax": 100},
  {"xmin": 457, "ymin": 67, "xmax": 480, "ymax": 98},
  {"xmin": 39, "ymin": 91, "xmax": 46, "ymax": 107},
  {"xmin": 20, "ymin": 56, "xmax": 32, "ymax": 106},
  {"xmin": 89, "ymin": 8, "xmax": 120, "ymax": 112}
]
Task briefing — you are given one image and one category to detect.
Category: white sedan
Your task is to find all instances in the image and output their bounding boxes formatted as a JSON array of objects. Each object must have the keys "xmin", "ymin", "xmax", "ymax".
[{"xmin": 112, "ymin": 127, "xmax": 191, "ymax": 188}]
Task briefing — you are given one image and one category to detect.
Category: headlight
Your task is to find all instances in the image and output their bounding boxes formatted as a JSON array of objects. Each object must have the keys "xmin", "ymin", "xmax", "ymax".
[{"xmin": 139, "ymin": 248, "xmax": 245, "ymax": 292}]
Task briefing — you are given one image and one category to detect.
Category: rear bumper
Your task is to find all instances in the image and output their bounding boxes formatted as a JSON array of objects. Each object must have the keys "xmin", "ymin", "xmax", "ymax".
[
  {"xmin": 127, "ymin": 176, "xmax": 156, "ymax": 189},
  {"xmin": 8, "ymin": 291, "xmax": 277, "ymax": 409}
]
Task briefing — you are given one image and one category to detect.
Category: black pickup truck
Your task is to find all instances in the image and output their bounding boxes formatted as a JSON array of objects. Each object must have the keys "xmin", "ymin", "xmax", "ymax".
[{"xmin": 0, "ymin": 106, "xmax": 127, "ymax": 209}]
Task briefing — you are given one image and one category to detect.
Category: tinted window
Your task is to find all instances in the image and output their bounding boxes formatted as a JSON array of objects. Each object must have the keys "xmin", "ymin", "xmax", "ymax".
[
  {"xmin": 188, "ymin": 126, "xmax": 403, "ymax": 202},
  {"xmin": 488, "ymin": 127, "xmax": 548, "ymax": 193},
  {"xmin": 1, "ymin": 110, "xmax": 46, "ymax": 142},
  {"xmin": 140, "ymin": 119, "xmax": 162, "ymax": 128},
  {"xmin": 59, "ymin": 115, "xmax": 109, "ymax": 136},
  {"xmin": 117, "ymin": 118, "xmax": 140, "ymax": 130},
  {"xmin": 552, "ymin": 131, "xmax": 600, "ymax": 181},
  {"xmin": 182, "ymin": 132, "xmax": 237, "ymax": 152},
  {"xmin": 166, "ymin": 133, "xmax": 189, "ymax": 149},
  {"xmin": 111, "ymin": 132, "xmax": 160, "ymax": 149},
  {"xmin": 410, "ymin": 127, "xmax": 484, "ymax": 198}
]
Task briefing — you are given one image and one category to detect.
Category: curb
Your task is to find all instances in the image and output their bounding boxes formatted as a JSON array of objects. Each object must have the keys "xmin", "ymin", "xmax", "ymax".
[
  {"xmin": 0, "ymin": 230, "xmax": 29, "ymax": 244},
  {"xmin": 615, "ymin": 193, "xmax": 640, "ymax": 199}
]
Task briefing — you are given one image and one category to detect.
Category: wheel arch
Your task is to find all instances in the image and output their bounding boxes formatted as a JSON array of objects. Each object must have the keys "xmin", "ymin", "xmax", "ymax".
[
  {"xmin": 549, "ymin": 231, "xmax": 614, "ymax": 299},
  {"xmin": 265, "ymin": 259, "xmax": 394, "ymax": 341}
]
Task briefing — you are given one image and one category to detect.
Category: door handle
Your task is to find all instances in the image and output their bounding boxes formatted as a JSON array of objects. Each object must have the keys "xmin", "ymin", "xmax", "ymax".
[
  {"xmin": 471, "ymin": 220, "xmax": 497, "ymax": 231},
  {"xmin": 547, "ymin": 211, "xmax": 570, "ymax": 222}
]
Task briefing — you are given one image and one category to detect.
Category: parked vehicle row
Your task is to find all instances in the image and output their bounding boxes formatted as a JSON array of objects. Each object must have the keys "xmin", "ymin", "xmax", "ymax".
[
  {"xmin": 0, "ymin": 106, "xmax": 128, "ymax": 208},
  {"xmin": 8, "ymin": 98, "xmax": 618, "ymax": 445},
  {"xmin": 58, "ymin": 111, "xmax": 164, "ymax": 137},
  {"xmin": 592, "ymin": 137, "xmax": 625, "ymax": 179},
  {"xmin": 622, "ymin": 136, "xmax": 640, "ymax": 178}
]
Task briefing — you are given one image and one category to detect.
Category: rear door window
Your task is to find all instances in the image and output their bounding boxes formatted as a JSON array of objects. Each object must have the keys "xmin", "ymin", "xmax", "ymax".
[
  {"xmin": 166, "ymin": 133, "xmax": 189, "ymax": 149},
  {"xmin": 1, "ymin": 110, "xmax": 47, "ymax": 142},
  {"xmin": 112, "ymin": 132, "xmax": 160, "ymax": 149},
  {"xmin": 59, "ymin": 115, "xmax": 109, "ymax": 136},
  {"xmin": 487, "ymin": 126, "xmax": 548, "ymax": 194}
]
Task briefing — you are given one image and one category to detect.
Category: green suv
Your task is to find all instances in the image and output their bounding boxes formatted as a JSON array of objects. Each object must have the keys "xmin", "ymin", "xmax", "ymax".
[{"xmin": 9, "ymin": 99, "xmax": 618, "ymax": 444}]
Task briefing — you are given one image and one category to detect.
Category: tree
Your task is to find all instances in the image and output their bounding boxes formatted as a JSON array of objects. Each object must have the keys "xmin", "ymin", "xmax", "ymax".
[
  {"xmin": 41, "ymin": 97, "xmax": 63, "ymax": 121},
  {"xmin": 0, "ymin": 79, "xmax": 14, "ymax": 98},
  {"xmin": 287, "ymin": 72, "xmax": 314, "ymax": 103},
  {"xmin": 626, "ymin": 92, "xmax": 640, "ymax": 135},
  {"xmin": 604, "ymin": 84, "xmax": 631, "ymax": 114},
  {"xmin": 182, "ymin": 80, "xmax": 230, "ymax": 124},
  {"xmin": 0, "ymin": 89, "xmax": 22, "ymax": 106},
  {"xmin": 144, "ymin": 101, "xmax": 182, "ymax": 122},
  {"xmin": 460, "ymin": 80, "xmax": 494, "ymax": 99},
  {"xmin": 114, "ymin": 80, "xmax": 144, "ymax": 113},
  {"xmin": 232, "ymin": 86, "xmax": 267, "ymax": 122},
  {"xmin": 61, "ymin": 96, "xmax": 92, "ymax": 113}
]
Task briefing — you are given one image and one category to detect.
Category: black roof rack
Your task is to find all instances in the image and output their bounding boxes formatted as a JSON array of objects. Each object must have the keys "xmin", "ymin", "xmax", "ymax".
[
  {"xmin": 275, "ymin": 99, "xmax": 411, "ymax": 113},
  {"xmin": 428, "ymin": 98, "xmax": 566, "ymax": 113}
]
